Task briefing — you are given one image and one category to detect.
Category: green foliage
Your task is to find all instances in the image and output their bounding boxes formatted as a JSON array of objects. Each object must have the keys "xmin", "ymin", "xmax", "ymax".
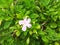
[{"xmin": 0, "ymin": 0, "xmax": 60, "ymax": 45}]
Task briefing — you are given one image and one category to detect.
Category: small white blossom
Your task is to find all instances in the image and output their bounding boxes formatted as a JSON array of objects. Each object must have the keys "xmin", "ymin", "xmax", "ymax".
[{"xmin": 19, "ymin": 18, "xmax": 32, "ymax": 31}]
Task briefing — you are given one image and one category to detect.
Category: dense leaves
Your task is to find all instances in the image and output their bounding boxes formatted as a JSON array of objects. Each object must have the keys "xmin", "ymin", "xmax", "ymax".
[{"xmin": 0, "ymin": 0, "xmax": 60, "ymax": 45}]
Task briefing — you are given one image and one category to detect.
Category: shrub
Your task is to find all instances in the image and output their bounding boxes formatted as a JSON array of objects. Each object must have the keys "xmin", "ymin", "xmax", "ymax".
[{"xmin": 0, "ymin": 0, "xmax": 60, "ymax": 45}]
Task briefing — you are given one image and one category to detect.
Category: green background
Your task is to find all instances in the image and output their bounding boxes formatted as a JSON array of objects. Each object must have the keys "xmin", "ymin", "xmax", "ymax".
[{"xmin": 0, "ymin": 0, "xmax": 60, "ymax": 45}]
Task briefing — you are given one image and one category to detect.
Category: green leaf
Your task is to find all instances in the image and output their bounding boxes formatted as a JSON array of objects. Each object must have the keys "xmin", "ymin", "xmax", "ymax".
[
  {"xmin": 26, "ymin": 37, "xmax": 30, "ymax": 45},
  {"xmin": 33, "ymin": 29, "xmax": 37, "ymax": 34},
  {"xmin": 16, "ymin": 31, "xmax": 20, "ymax": 37},
  {"xmin": 50, "ymin": 23, "xmax": 57, "ymax": 28},
  {"xmin": 4, "ymin": 21, "xmax": 12, "ymax": 29},
  {"xmin": 39, "ymin": 30, "xmax": 45, "ymax": 36},
  {"xmin": 30, "ymin": 13, "xmax": 39, "ymax": 19},
  {"xmin": 55, "ymin": 42, "xmax": 59, "ymax": 45},
  {"xmin": 0, "ymin": 20, "xmax": 2, "ymax": 25},
  {"xmin": 0, "ymin": 0, "xmax": 13, "ymax": 8},
  {"xmin": 42, "ymin": 36, "xmax": 49, "ymax": 43},
  {"xmin": 35, "ymin": 24, "xmax": 41, "ymax": 29},
  {"xmin": 29, "ymin": 31, "xmax": 33, "ymax": 35},
  {"xmin": 51, "ymin": 15, "xmax": 58, "ymax": 21},
  {"xmin": 40, "ymin": 0, "xmax": 50, "ymax": 6}
]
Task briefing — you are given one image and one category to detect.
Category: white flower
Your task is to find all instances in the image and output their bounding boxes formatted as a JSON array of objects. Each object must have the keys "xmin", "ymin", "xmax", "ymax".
[{"xmin": 19, "ymin": 18, "xmax": 32, "ymax": 31}]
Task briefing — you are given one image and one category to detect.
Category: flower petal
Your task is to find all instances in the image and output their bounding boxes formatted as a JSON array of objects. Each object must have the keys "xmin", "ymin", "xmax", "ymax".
[
  {"xmin": 27, "ymin": 24, "xmax": 32, "ymax": 28},
  {"xmin": 27, "ymin": 18, "xmax": 31, "ymax": 23},
  {"xmin": 22, "ymin": 25, "xmax": 26, "ymax": 31},
  {"xmin": 19, "ymin": 20, "xmax": 23, "ymax": 25}
]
